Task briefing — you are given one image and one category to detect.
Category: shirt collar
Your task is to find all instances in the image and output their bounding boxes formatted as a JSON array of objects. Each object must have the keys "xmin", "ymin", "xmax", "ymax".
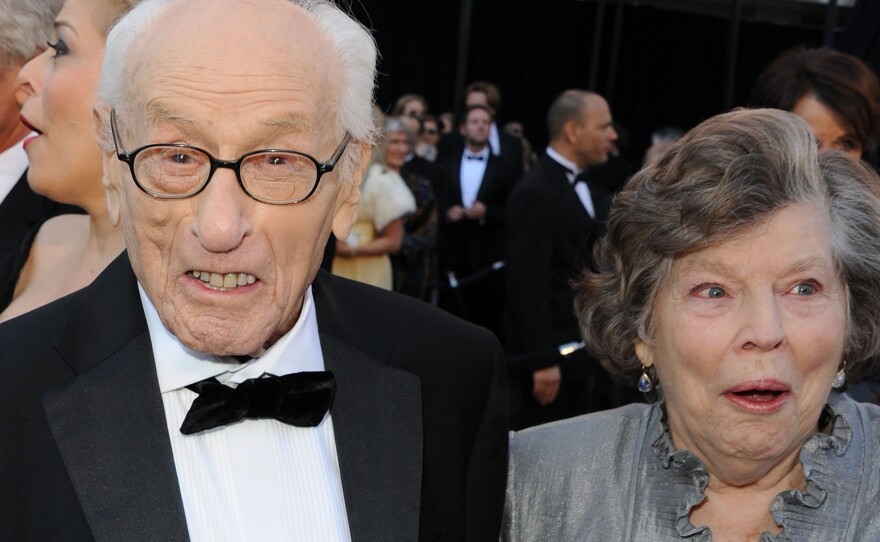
[
  {"xmin": 489, "ymin": 122, "xmax": 501, "ymax": 155},
  {"xmin": 0, "ymin": 135, "xmax": 29, "ymax": 202},
  {"xmin": 463, "ymin": 146, "xmax": 490, "ymax": 160},
  {"xmin": 140, "ymin": 283, "xmax": 326, "ymax": 393},
  {"xmin": 546, "ymin": 146, "xmax": 582, "ymax": 181}
]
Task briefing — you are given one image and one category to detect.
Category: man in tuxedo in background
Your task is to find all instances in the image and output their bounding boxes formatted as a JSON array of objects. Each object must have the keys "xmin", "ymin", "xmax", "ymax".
[
  {"xmin": 506, "ymin": 90, "xmax": 622, "ymax": 429},
  {"xmin": 0, "ymin": 1, "xmax": 508, "ymax": 540},
  {"xmin": 437, "ymin": 105, "xmax": 517, "ymax": 339},
  {"xmin": 438, "ymin": 81, "xmax": 523, "ymax": 178},
  {"xmin": 0, "ymin": 0, "xmax": 80, "ymax": 302}
]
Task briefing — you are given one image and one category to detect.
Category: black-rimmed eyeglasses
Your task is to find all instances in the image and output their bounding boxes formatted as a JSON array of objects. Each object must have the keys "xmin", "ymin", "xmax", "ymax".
[{"xmin": 110, "ymin": 109, "xmax": 351, "ymax": 205}]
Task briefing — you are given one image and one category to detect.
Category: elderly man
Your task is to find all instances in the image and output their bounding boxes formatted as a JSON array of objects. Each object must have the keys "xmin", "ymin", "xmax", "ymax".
[
  {"xmin": 505, "ymin": 90, "xmax": 621, "ymax": 429},
  {"xmin": 0, "ymin": 1, "xmax": 507, "ymax": 540}
]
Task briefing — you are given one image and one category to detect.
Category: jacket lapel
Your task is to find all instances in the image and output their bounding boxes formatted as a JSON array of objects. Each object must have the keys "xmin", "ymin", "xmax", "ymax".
[
  {"xmin": 314, "ymin": 275, "xmax": 423, "ymax": 542},
  {"xmin": 476, "ymin": 154, "xmax": 499, "ymax": 202},
  {"xmin": 545, "ymin": 157, "xmax": 592, "ymax": 230},
  {"xmin": 450, "ymin": 159, "xmax": 464, "ymax": 206},
  {"xmin": 42, "ymin": 254, "xmax": 189, "ymax": 541}
]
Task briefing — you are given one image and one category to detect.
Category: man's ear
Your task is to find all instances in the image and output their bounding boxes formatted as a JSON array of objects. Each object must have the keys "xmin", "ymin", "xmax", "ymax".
[
  {"xmin": 634, "ymin": 340, "xmax": 654, "ymax": 368},
  {"xmin": 102, "ymin": 155, "xmax": 122, "ymax": 227},
  {"xmin": 563, "ymin": 119, "xmax": 580, "ymax": 145},
  {"xmin": 331, "ymin": 141, "xmax": 369, "ymax": 240},
  {"xmin": 94, "ymin": 108, "xmax": 122, "ymax": 227}
]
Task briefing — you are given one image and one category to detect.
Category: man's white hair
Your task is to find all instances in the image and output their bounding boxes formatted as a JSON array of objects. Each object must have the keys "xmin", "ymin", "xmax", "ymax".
[
  {"xmin": 0, "ymin": 0, "xmax": 63, "ymax": 68},
  {"xmin": 95, "ymin": 0, "xmax": 377, "ymax": 186}
]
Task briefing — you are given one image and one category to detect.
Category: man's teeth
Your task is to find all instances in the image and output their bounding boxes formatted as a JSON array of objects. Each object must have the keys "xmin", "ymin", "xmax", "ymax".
[{"xmin": 191, "ymin": 270, "xmax": 256, "ymax": 289}]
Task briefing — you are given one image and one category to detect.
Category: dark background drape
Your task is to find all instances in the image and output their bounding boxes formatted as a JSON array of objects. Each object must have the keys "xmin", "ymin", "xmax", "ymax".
[{"xmin": 350, "ymin": 0, "xmax": 878, "ymax": 162}]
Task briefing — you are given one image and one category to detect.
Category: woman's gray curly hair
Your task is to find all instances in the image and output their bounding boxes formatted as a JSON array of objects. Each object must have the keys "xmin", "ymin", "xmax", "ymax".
[{"xmin": 575, "ymin": 108, "xmax": 880, "ymax": 388}]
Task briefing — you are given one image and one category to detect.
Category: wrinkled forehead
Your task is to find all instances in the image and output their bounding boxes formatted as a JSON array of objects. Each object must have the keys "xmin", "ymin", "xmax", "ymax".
[{"xmin": 120, "ymin": 0, "xmax": 341, "ymax": 138}]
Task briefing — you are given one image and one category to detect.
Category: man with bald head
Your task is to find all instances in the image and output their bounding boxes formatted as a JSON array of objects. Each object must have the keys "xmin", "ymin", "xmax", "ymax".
[
  {"xmin": 505, "ymin": 90, "xmax": 619, "ymax": 429},
  {"xmin": 0, "ymin": 1, "xmax": 507, "ymax": 540}
]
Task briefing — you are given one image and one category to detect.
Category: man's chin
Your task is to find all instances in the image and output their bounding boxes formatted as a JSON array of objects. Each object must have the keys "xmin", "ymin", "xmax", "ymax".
[
  {"xmin": 169, "ymin": 317, "xmax": 276, "ymax": 358},
  {"xmin": 179, "ymin": 333, "xmax": 268, "ymax": 358}
]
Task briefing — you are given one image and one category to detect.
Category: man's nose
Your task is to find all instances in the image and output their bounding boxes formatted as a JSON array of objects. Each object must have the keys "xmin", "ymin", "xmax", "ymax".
[{"xmin": 191, "ymin": 169, "xmax": 252, "ymax": 253}]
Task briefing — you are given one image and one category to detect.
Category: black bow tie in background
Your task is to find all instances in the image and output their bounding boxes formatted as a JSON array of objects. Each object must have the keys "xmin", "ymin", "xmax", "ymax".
[
  {"xmin": 180, "ymin": 371, "xmax": 336, "ymax": 435},
  {"xmin": 572, "ymin": 170, "xmax": 589, "ymax": 186},
  {"xmin": 465, "ymin": 154, "xmax": 485, "ymax": 161}
]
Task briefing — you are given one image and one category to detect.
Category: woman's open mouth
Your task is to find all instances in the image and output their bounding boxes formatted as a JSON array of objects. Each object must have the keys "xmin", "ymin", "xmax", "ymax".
[
  {"xmin": 731, "ymin": 389, "xmax": 784, "ymax": 401},
  {"xmin": 723, "ymin": 380, "xmax": 790, "ymax": 413},
  {"xmin": 20, "ymin": 116, "xmax": 42, "ymax": 150}
]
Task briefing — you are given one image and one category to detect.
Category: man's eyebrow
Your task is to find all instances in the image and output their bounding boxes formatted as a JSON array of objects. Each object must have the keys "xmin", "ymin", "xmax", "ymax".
[
  {"xmin": 143, "ymin": 105, "xmax": 197, "ymax": 127},
  {"xmin": 138, "ymin": 107, "xmax": 316, "ymax": 147},
  {"xmin": 259, "ymin": 115, "xmax": 314, "ymax": 134}
]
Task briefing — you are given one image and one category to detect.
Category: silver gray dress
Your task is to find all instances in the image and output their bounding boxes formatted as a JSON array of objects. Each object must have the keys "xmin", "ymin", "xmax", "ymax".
[{"xmin": 503, "ymin": 392, "xmax": 880, "ymax": 541}]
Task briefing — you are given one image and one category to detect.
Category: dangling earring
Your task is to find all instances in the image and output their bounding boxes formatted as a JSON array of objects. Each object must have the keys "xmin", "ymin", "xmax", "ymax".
[
  {"xmin": 832, "ymin": 360, "xmax": 847, "ymax": 390},
  {"xmin": 637, "ymin": 365, "xmax": 654, "ymax": 393}
]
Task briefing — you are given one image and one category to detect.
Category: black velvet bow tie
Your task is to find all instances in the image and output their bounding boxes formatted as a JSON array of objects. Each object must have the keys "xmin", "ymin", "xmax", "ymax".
[
  {"xmin": 180, "ymin": 371, "xmax": 336, "ymax": 435},
  {"xmin": 465, "ymin": 153, "xmax": 485, "ymax": 161}
]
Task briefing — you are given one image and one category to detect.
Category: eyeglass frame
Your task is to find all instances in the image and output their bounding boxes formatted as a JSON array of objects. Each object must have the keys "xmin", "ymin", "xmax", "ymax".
[{"xmin": 109, "ymin": 108, "xmax": 352, "ymax": 205}]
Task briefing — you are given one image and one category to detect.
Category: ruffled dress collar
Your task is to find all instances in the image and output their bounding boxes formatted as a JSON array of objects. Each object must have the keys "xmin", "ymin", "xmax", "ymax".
[{"xmin": 646, "ymin": 393, "xmax": 856, "ymax": 541}]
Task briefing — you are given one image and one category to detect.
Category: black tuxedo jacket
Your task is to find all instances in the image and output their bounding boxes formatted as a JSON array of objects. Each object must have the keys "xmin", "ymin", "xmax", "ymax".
[
  {"xmin": 436, "ymin": 152, "xmax": 517, "ymax": 275},
  {"xmin": 0, "ymin": 253, "xmax": 507, "ymax": 541},
  {"xmin": 0, "ymin": 171, "xmax": 82, "ymax": 306},
  {"xmin": 505, "ymin": 153, "xmax": 611, "ymax": 354}
]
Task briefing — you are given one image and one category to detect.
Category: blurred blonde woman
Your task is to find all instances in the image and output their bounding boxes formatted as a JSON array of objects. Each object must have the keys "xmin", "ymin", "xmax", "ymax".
[{"xmin": 333, "ymin": 116, "xmax": 415, "ymax": 289}]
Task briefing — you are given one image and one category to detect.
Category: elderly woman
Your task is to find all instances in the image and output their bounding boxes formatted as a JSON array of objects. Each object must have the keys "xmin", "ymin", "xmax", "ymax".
[
  {"xmin": 502, "ymin": 109, "xmax": 880, "ymax": 541},
  {"xmin": 333, "ymin": 116, "xmax": 416, "ymax": 289}
]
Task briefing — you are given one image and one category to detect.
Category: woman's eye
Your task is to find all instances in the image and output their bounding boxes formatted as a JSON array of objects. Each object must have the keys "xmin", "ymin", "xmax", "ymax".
[
  {"xmin": 46, "ymin": 39, "xmax": 69, "ymax": 57},
  {"xmin": 694, "ymin": 285, "xmax": 726, "ymax": 299},
  {"xmin": 838, "ymin": 139, "xmax": 858, "ymax": 152},
  {"xmin": 792, "ymin": 283, "xmax": 816, "ymax": 295},
  {"xmin": 706, "ymin": 286, "xmax": 726, "ymax": 298}
]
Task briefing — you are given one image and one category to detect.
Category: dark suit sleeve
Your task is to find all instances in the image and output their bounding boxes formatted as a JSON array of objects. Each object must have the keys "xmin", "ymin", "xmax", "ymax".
[
  {"xmin": 464, "ymin": 331, "xmax": 509, "ymax": 542},
  {"xmin": 436, "ymin": 132, "xmax": 463, "ymax": 165},
  {"xmin": 480, "ymin": 160, "xmax": 518, "ymax": 227},
  {"xmin": 500, "ymin": 132, "xmax": 524, "ymax": 179},
  {"xmin": 435, "ymin": 159, "xmax": 455, "ymax": 223},
  {"xmin": 505, "ymin": 183, "xmax": 556, "ymax": 352}
]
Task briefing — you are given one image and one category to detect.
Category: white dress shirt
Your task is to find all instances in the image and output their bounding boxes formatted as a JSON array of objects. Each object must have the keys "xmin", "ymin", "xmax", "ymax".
[
  {"xmin": 141, "ymin": 285, "xmax": 351, "ymax": 542},
  {"xmin": 459, "ymin": 146, "xmax": 490, "ymax": 208},
  {"xmin": 488, "ymin": 122, "xmax": 501, "ymax": 156},
  {"xmin": 0, "ymin": 136, "xmax": 29, "ymax": 204},
  {"xmin": 546, "ymin": 146, "xmax": 595, "ymax": 218}
]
